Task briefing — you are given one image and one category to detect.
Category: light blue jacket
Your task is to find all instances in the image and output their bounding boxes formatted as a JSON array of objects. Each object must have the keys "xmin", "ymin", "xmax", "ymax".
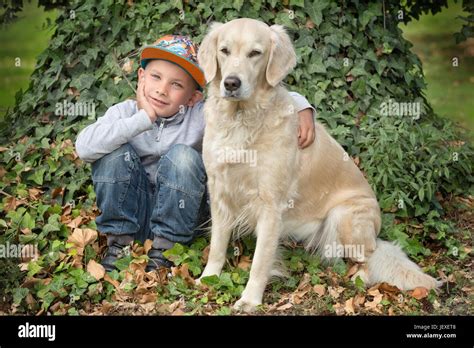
[{"xmin": 75, "ymin": 92, "xmax": 314, "ymax": 183}]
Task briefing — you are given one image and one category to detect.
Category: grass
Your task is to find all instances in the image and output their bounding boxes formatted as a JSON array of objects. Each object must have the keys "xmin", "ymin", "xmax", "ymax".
[
  {"xmin": 0, "ymin": 1, "xmax": 57, "ymax": 118},
  {"xmin": 400, "ymin": 0, "xmax": 474, "ymax": 139}
]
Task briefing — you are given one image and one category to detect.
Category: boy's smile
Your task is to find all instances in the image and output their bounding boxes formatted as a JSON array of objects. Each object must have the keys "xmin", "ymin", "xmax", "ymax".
[{"xmin": 138, "ymin": 59, "xmax": 202, "ymax": 118}]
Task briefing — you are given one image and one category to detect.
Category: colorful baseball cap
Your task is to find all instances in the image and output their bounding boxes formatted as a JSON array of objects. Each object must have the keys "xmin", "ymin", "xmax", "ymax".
[{"xmin": 140, "ymin": 35, "xmax": 205, "ymax": 90}]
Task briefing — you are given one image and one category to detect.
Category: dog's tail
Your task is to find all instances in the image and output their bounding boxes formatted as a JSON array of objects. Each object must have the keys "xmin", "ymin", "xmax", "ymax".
[{"xmin": 364, "ymin": 239, "xmax": 442, "ymax": 290}]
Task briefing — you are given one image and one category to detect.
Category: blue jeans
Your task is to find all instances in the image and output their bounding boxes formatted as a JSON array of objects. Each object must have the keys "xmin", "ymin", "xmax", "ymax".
[{"xmin": 91, "ymin": 143, "xmax": 210, "ymax": 245}]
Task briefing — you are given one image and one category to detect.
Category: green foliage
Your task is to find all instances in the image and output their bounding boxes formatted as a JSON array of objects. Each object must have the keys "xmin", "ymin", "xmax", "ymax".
[{"xmin": 0, "ymin": 0, "xmax": 473, "ymax": 314}]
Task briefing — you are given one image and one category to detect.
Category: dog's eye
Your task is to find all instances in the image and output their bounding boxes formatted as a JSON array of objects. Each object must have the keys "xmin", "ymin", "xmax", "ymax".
[
  {"xmin": 220, "ymin": 48, "xmax": 230, "ymax": 55},
  {"xmin": 248, "ymin": 50, "xmax": 262, "ymax": 58}
]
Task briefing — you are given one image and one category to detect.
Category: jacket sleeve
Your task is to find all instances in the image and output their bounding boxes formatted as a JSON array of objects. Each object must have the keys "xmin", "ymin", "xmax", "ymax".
[
  {"xmin": 75, "ymin": 101, "xmax": 153, "ymax": 163},
  {"xmin": 288, "ymin": 91, "xmax": 316, "ymax": 116}
]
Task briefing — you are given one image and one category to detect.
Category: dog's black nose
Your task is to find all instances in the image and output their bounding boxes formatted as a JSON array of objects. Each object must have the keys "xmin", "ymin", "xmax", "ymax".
[{"xmin": 224, "ymin": 76, "xmax": 241, "ymax": 91}]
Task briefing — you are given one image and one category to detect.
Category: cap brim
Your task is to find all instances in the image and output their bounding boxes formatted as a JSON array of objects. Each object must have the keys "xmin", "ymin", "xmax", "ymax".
[{"xmin": 141, "ymin": 47, "xmax": 205, "ymax": 89}]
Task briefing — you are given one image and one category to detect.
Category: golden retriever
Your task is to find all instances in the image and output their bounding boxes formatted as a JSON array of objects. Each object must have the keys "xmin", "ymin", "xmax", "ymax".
[{"xmin": 197, "ymin": 18, "xmax": 441, "ymax": 312}]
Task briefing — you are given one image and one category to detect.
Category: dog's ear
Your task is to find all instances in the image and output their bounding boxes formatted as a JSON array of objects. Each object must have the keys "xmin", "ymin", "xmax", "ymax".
[
  {"xmin": 198, "ymin": 22, "xmax": 224, "ymax": 84},
  {"xmin": 265, "ymin": 25, "xmax": 297, "ymax": 87}
]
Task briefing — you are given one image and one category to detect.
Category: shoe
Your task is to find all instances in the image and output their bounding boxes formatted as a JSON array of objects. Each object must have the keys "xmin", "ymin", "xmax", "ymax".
[
  {"xmin": 101, "ymin": 234, "xmax": 134, "ymax": 272},
  {"xmin": 145, "ymin": 248, "xmax": 174, "ymax": 271},
  {"xmin": 145, "ymin": 236, "xmax": 175, "ymax": 272}
]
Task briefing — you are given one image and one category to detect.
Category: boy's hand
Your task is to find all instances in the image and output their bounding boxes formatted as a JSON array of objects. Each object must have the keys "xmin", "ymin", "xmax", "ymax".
[
  {"xmin": 298, "ymin": 108, "xmax": 315, "ymax": 149},
  {"xmin": 137, "ymin": 79, "xmax": 157, "ymax": 122}
]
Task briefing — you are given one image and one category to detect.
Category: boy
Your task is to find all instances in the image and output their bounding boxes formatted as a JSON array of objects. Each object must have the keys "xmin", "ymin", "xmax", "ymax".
[{"xmin": 75, "ymin": 35, "xmax": 316, "ymax": 272}]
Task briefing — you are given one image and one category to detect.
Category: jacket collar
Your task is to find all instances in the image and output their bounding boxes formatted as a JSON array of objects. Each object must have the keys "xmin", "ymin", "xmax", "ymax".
[{"xmin": 156, "ymin": 107, "xmax": 187, "ymax": 125}]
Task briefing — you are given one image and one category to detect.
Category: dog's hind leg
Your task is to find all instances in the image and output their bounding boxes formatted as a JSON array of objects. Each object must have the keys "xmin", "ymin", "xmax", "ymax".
[
  {"xmin": 309, "ymin": 198, "xmax": 441, "ymax": 290},
  {"xmin": 233, "ymin": 206, "xmax": 282, "ymax": 313}
]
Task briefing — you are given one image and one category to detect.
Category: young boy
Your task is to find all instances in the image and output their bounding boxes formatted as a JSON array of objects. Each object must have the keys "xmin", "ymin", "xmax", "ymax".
[{"xmin": 75, "ymin": 35, "xmax": 316, "ymax": 272}]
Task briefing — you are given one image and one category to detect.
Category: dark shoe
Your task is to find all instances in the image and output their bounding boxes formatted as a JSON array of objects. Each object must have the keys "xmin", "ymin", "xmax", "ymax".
[
  {"xmin": 101, "ymin": 234, "xmax": 134, "ymax": 272},
  {"xmin": 145, "ymin": 236, "xmax": 175, "ymax": 272},
  {"xmin": 145, "ymin": 248, "xmax": 174, "ymax": 271}
]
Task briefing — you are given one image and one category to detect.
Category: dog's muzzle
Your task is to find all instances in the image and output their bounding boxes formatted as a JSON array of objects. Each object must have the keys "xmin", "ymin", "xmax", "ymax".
[{"xmin": 224, "ymin": 76, "xmax": 241, "ymax": 91}]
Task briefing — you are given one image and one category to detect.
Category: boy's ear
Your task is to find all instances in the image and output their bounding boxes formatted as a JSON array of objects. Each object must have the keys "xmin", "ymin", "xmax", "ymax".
[
  {"xmin": 187, "ymin": 90, "xmax": 204, "ymax": 107},
  {"xmin": 138, "ymin": 67, "xmax": 145, "ymax": 81},
  {"xmin": 198, "ymin": 22, "xmax": 223, "ymax": 83}
]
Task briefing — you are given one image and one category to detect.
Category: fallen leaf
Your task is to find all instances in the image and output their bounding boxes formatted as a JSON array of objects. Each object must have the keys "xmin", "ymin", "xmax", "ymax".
[
  {"xmin": 171, "ymin": 264, "xmax": 195, "ymax": 286},
  {"xmin": 411, "ymin": 287, "xmax": 429, "ymax": 300},
  {"xmin": 68, "ymin": 228, "xmax": 97, "ymax": 249},
  {"xmin": 87, "ymin": 259, "xmax": 105, "ymax": 280},
  {"xmin": 344, "ymin": 297, "xmax": 355, "ymax": 314},
  {"xmin": 379, "ymin": 282, "xmax": 400, "ymax": 293},
  {"xmin": 313, "ymin": 284, "xmax": 326, "ymax": 297},
  {"xmin": 364, "ymin": 292, "xmax": 383, "ymax": 312},
  {"xmin": 67, "ymin": 216, "xmax": 83, "ymax": 229},
  {"xmin": 201, "ymin": 245, "xmax": 210, "ymax": 264},
  {"xmin": 328, "ymin": 286, "xmax": 345, "ymax": 300},
  {"xmin": 28, "ymin": 188, "xmax": 43, "ymax": 200},
  {"xmin": 122, "ymin": 59, "xmax": 134, "ymax": 74},
  {"xmin": 104, "ymin": 274, "xmax": 120, "ymax": 289},
  {"xmin": 333, "ymin": 302, "xmax": 345, "ymax": 315},
  {"xmin": 144, "ymin": 239, "xmax": 153, "ymax": 254},
  {"xmin": 276, "ymin": 302, "xmax": 293, "ymax": 311},
  {"xmin": 237, "ymin": 255, "xmax": 252, "ymax": 270},
  {"xmin": 346, "ymin": 263, "xmax": 360, "ymax": 278}
]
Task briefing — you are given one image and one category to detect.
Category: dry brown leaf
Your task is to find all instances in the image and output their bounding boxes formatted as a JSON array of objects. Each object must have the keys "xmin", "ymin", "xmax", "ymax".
[
  {"xmin": 237, "ymin": 255, "xmax": 252, "ymax": 270},
  {"xmin": 20, "ymin": 228, "xmax": 31, "ymax": 235},
  {"xmin": 313, "ymin": 284, "xmax": 326, "ymax": 297},
  {"xmin": 67, "ymin": 216, "xmax": 84, "ymax": 229},
  {"xmin": 328, "ymin": 286, "xmax": 345, "ymax": 300},
  {"xmin": 379, "ymin": 282, "xmax": 400, "ymax": 293},
  {"xmin": 353, "ymin": 294, "xmax": 366, "ymax": 308},
  {"xmin": 68, "ymin": 228, "xmax": 97, "ymax": 248},
  {"xmin": 410, "ymin": 287, "xmax": 429, "ymax": 300},
  {"xmin": 201, "ymin": 245, "xmax": 210, "ymax": 264},
  {"xmin": 333, "ymin": 302, "xmax": 345, "ymax": 315},
  {"xmin": 51, "ymin": 187, "xmax": 65, "ymax": 199},
  {"xmin": 28, "ymin": 188, "xmax": 43, "ymax": 200},
  {"xmin": 87, "ymin": 260, "xmax": 105, "ymax": 280},
  {"xmin": 4, "ymin": 196, "xmax": 26, "ymax": 212},
  {"xmin": 344, "ymin": 297, "xmax": 355, "ymax": 314},
  {"xmin": 276, "ymin": 302, "xmax": 293, "ymax": 311},
  {"xmin": 139, "ymin": 293, "xmax": 157, "ymax": 304},
  {"xmin": 364, "ymin": 292, "xmax": 383, "ymax": 312},
  {"xmin": 305, "ymin": 19, "xmax": 315, "ymax": 29},
  {"xmin": 122, "ymin": 59, "xmax": 134, "ymax": 74},
  {"xmin": 368, "ymin": 285, "xmax": 381, "ymax": 296},
  {"xmin": 104, "ymin": 273, "xmax": 120, "ymax": 289},
  {"xmin": 171, "ymin": 308, "xmax": 185, "ymax": 316},
  {"xmin": 346, "ymin": 264, "xmax": 360, "ymax": 278},
  {"xmin": 144, "ymin": 239, "xmax": 153, "ymax": 254},
  {"xmin": 171, "ymin": 264, "xmax": 195, "ymax": 286}
]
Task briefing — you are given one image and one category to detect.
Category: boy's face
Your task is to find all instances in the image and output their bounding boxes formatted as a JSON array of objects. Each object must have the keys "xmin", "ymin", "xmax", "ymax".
[{"xmin": 138, "ymin": 60, "xmax": 202, "ymax": 118}]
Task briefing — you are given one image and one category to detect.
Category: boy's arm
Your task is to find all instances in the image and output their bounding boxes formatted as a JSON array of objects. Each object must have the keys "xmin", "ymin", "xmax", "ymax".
[
  {"xmin": 75, "ymin": 101, "xmax": 153, "ymax": 163},
  {"xmin": 289, "ymin": 91, "xmax": 316, "ymax": 149}
]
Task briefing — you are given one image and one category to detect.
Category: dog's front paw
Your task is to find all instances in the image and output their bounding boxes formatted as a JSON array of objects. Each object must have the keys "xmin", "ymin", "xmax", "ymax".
[{"xmin": 233, "ymin": 297, "xmax": 261, "ymax": 313}]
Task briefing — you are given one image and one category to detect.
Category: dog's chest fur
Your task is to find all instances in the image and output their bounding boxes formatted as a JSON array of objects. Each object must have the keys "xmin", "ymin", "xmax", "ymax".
[{"xmin": 203, "ymin": 90, "xmax": 300, "ymax": 215}]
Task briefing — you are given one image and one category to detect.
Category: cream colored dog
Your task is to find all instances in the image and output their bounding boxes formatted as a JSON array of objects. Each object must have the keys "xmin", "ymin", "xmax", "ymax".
[{"xmin": 197, "ymin": 18, "xmax": 441, "ymax": 312}]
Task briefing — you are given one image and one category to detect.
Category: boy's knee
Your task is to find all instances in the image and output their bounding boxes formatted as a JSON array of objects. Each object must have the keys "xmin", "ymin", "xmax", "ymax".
[
  {"xmin": 164, "ymin": 144, "xmax": 204, "ymax": 174},
  {"xmin": 92, "ymin": 143, "xmax": 139, "ymax": 182}
]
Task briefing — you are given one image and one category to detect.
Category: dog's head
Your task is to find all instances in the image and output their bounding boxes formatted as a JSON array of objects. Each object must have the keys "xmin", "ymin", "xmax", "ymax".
[{"xmin": 198, "ymin": 18, "xmax": 296, "ymax": 100}]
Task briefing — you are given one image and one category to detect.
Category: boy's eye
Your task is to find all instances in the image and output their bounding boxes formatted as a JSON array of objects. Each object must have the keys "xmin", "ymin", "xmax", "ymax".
[
  {"xmin": 172, "ymin": 82, "xmax": 183, "ymax": 88},
  {"xmin": 220, "ymin": 48, "xmax": 230, "ymax": 55},
  {"xmin": 151, "ymin": 74, "xmax": 160, "ymax": 79},
  {"xmin": 248, "ymin": 50, "xmax": 261, "ymax": 58}
]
